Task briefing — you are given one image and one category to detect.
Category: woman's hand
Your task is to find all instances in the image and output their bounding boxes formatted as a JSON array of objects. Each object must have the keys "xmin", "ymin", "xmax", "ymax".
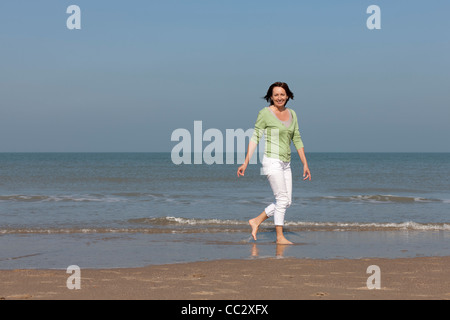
[
  {"xmin": 237, "ymin": 163, "xmax": 247, "ymax": 177},
  {"xmin": 237, "ymin": 141, "xmax": 256, "ymax": 177},
  {"xmin": 297, "ymin": 148, "xmax": 311, "ymax": 181},
  {"xmin": 303, "ymin": 166, "xmax": 311, "ymax": 181}
]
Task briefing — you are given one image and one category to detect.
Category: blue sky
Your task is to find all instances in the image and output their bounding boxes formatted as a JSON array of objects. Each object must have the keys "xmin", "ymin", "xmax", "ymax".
[{"xmin": 1, "ymin": 0, "xmax": 449, "ymax": 152}]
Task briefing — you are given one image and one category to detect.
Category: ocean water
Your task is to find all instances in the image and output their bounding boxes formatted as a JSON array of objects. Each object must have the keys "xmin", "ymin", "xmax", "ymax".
[{"xmin": 1, "ymin": 152, "xmax": 449, "ymax": 269}]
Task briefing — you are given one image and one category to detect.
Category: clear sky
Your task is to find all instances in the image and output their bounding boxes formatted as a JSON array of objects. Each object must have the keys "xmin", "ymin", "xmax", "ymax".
[{"xmin": 1, "ymin": 0, "xmax": 449, "ymax": 152}]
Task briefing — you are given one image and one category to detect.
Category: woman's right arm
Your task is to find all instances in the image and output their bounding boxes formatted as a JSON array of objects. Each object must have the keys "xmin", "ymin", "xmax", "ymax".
[
  {"xmin": 237, "ymin": 109, "xmax": 265, "ymax": 177},
  {"xmin": 237, "ymin": 140, "xmax": 257, "ymax": 177}
]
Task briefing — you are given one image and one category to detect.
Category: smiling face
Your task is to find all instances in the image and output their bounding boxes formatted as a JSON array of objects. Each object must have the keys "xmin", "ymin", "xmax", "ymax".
[
  {"xmin": 271, "ymin": 86, "xmax": 288, "ymax": 108},
  {"xmin": 264, "ymin": 82, "xmax": 294, "ymax": 107}
]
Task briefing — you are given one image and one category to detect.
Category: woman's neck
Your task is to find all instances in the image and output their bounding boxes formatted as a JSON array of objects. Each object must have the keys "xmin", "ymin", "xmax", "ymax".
[{"xmin": 271, "ymin": 105, "xmax": 286, "ymax": 112}]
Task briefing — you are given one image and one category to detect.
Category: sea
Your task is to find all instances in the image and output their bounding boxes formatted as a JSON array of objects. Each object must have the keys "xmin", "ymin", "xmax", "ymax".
[{"xmin": 1, "ymin": 152, "xmax": 449, "ymax": 269}]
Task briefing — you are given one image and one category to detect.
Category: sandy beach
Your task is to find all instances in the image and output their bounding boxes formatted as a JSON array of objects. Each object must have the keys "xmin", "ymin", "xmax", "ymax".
[{"xmin": 1, "ymin": 256, "xmax": 449, "ymax": 300}]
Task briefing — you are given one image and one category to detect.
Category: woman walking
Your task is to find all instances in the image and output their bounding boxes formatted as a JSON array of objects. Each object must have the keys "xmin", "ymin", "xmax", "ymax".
[{"xmin": 237, "ymin": 82, "xmax": 311, "ymax": 244}]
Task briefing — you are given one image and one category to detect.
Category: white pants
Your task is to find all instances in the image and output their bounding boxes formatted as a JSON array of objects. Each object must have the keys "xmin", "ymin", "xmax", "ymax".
[{"xmin": 262, "ymin": 156, "xmax": 292, "ymax": 226}]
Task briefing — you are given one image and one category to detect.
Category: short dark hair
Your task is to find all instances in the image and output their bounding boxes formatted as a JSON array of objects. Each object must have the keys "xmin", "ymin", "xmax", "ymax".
[{"xmin": 263, "ymin": 82, "xmax": 294, "ymax": 106}]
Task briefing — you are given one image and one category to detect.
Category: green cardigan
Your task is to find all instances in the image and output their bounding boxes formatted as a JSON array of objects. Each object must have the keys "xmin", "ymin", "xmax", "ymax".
[{"xmin": 250, "ymin": 107, "xmax": 304, "ymax": 162}]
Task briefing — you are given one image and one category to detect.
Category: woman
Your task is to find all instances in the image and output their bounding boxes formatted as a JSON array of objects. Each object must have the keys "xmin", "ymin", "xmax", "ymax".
[{"xmin": 237, "ymin": 82, "xmax": 311, "ymax": 245}]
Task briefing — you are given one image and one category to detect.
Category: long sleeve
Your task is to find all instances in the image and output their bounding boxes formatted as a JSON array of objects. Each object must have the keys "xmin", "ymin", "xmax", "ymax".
[
  {"xmin": 292, "ymin": 111, "xmax": 304, "ymax": 150},
  {"xmin": 250, "ymin": 109, "xmax": 266, "ymax": 144}
]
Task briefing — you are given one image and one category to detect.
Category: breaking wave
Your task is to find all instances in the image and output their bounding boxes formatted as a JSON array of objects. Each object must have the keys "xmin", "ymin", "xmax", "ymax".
[
  {"xmin": 2, "ymin": 217, "xmax": 449, "ymax": 235},
  {"xmin": 2, "ymin": 193, "xmax": 447, "ymax": 205},
  {"xmin": 0, "ymin": 194, "xmax": 123, "ymax": 203},
  {"xmin": 315, "ymin": 194, "xmax": 444, "ymax": 204}
]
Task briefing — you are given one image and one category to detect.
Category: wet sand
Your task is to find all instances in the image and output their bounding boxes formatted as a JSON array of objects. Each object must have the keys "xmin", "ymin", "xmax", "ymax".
[{"xmin": 1, "ymin": 256, "xmax": 449, "ymax": 300}]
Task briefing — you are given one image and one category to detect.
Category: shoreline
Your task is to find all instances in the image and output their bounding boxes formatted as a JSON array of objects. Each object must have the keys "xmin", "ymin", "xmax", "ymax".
[{"xmin": 1, "ymin": 256, "xmax": 449, "ymax": 300}]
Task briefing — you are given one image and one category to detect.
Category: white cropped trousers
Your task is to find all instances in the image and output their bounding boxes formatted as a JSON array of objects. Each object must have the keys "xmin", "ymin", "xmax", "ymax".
[{"xmin": 262, "ymin": 156, "xmax": 293, "ymax": 226}]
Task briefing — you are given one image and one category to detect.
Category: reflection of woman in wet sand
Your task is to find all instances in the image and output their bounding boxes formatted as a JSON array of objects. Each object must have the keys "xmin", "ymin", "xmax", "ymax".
[
  {"xmin": 251, "ymin": 243, "xmax": 291, "ymax": 258},
  {"xmin": 237, "ymin": 82, "xmax": 311, "ymax": 244}
]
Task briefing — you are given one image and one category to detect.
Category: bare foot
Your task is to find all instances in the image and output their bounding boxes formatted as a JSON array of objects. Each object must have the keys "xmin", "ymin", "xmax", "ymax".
[
  {"xmin": 249, "ymin": 218, "xmax": 259, "ymax": 240},
  {"xmin": 276, "ymin": 237, "xmax": 293, "ymax": 245}
]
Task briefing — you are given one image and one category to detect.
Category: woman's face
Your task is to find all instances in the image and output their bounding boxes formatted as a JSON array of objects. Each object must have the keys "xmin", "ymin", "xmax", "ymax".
[{"xmin": 271, "ymin": 87, "xmax": 288, "ymax": 108}]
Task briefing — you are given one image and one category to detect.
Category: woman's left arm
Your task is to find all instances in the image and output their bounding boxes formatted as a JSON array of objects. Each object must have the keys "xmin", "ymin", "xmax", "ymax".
[{"xmin": 297, "ymin": 147, "xmax": 311, "ymax": 181}]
